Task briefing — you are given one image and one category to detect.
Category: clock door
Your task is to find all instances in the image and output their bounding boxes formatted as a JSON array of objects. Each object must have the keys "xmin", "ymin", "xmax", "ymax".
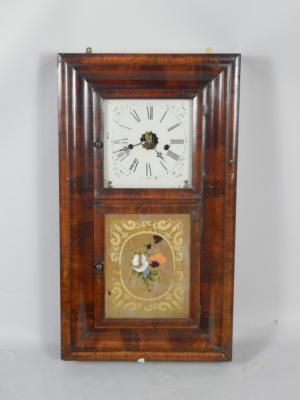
[
  {"xmin": 93, "ymin": 90, "xmax": 200, "ymax": 329},
  {"xmin": 94, "ymin": 203, "xmax": 201, "ymax": 329},
  {"xmin": 58, "ymin": 53, "xmax": 241, "ymax": 361}
]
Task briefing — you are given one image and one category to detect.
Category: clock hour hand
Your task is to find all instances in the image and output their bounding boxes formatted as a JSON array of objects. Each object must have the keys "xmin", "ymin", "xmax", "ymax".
[
  {"xmin": 154, "ymin": 148, "xmax": 164, "ymax": 160},
  {"xmin": 113, "ymin": 142, "xmax": 142, "ymax": 153}
]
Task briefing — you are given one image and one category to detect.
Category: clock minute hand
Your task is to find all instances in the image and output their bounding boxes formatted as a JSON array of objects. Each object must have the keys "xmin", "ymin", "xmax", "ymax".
[
  {"xmin": 113, "ymin": 145, "xmax": 129, "ymax": 153},
  {"xmin": 113, "ymin": 142, "xmax": 142, "ymax": 153}
]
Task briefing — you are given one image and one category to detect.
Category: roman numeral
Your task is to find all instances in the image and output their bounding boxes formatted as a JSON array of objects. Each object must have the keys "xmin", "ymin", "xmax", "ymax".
[
  {"xmin": 160, "ymin": 110, "xmax": 168, "ymax": 123},
  {"xmin": 130, "ymin": 109, "xmax": 140, "ymax": 123},
  {"xmin": 170, "ymin": 139, "xmax": 184, "ymax": 144},
  {"xmin": 118, "ymin": 124, "xmax": 131, "ymax": 130},
  {"xmin": 120, "ymin": 153, "xmax": 129, "ymax": 161},
  {"xmin": 146, "ymin": 162, "xmax": 152, "ymax": 176},
  {"xmin": 114, "ymin": 138, "xmax": 128, "ymax": 144},
  {"xmin": 129, "ymin": 158, "xmax": 139, "ymax": 172},
  {"xmin": 117, "ymin": 148, "xmax": 130, "ymax": 159},
  {"xmin": 147, "ymin": 105, "xmax": 153, "ymax": 120},
  {"xmin": 160, "ymin": 161, "xmax": 168, "ymax": 171},
  {"xmin": 166, "ymin": 150, "xmax": 180, "ymax": 161},
  {"xmin": 167, "ymin": 122, "xmax": 181, "ymax": 132}
]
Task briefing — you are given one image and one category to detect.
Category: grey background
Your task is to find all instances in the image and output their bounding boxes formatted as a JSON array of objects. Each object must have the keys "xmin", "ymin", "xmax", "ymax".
[{"xmin": 0, "ymin": 0, "xmax": 299, "ymax": 399}]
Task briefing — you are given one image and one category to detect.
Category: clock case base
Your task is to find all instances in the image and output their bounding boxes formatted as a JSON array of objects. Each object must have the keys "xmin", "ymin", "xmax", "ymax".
[{"xmin": 58, "ymin": 53, "xmax": 241, "ymax": 361}]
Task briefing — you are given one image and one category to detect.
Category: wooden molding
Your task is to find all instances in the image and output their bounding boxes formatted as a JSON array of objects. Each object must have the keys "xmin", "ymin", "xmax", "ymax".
[{"xmin": 58, "ymin": 53, "xmax": 241, "ymax": 361}]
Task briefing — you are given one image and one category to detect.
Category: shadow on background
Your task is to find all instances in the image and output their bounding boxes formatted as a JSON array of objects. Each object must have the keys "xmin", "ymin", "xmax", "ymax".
[
  {"xmin": 233, "ymin": 320, "xmax": 278, "ymax": 363},
  {"xmin": 36, "ymin": 54, "xmax": 60, "ymax": 358},
  {"xmin": 234, "ymin": 55, "xmax": 284, "ymax": 361}
]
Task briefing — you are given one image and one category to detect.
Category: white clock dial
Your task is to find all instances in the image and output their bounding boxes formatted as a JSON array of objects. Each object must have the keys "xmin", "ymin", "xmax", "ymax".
[{"xmin": 103, "ymin": 99, "xmax": 193, "ymax": 188}]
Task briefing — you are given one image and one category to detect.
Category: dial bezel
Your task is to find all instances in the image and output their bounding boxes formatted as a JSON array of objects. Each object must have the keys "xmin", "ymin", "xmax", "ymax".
[
  {"xmin": 103, "ymin": 98, "xmax": 194, "ymax": 189},
  {"xmin": 94, "ymin": 88, "xmax": 201, "ymax": 199}
]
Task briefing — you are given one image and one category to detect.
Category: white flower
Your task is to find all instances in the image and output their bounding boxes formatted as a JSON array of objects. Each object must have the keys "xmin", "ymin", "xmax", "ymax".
[{"xmin": 131, "ymin": 253, "xmax": 149, "ymax": 273}]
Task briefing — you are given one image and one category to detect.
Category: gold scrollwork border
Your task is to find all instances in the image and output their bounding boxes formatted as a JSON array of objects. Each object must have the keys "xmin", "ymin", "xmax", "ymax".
[{"xmin": 108, "ymin": 217, "xmax": 186, "ymax": 314}]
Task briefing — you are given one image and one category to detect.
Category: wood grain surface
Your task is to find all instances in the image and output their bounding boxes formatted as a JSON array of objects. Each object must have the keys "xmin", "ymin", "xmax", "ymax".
[{"xmin": 58, "ymin": 53, "xmax": 241, "ymax": 361}]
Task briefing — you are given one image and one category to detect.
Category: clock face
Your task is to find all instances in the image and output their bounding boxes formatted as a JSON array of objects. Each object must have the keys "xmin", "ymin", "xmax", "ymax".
[{"xmin": 102, "ymin": 99, "xmax": 193, "ymax": 188}]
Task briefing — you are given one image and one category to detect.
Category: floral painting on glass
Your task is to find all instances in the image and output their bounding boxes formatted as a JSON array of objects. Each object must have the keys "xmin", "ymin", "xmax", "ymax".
[
  {"xmin": 130, "ymin": 234, "xmax": 167, "ymax": 288},
  {"xmin": 105, "ymin": 214, "xmax": 190, "ymax": 319}
]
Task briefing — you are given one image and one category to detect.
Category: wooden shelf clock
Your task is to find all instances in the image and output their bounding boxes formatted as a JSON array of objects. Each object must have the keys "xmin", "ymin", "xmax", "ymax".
[{"xmin": 58, "ymin": 53, "xmax": 241, "ymax": 361}]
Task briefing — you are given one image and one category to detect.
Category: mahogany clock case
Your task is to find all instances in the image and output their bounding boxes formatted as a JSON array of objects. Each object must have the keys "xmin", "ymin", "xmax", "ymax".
[{"xmin": 58, "ymin": 53, "xmax": 241, "ymax": 361}]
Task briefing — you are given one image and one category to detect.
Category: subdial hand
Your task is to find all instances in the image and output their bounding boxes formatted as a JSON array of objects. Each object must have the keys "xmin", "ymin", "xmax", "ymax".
[{"xmin": 113, "ymin": 142, "xmax": 142, "ymax": 153}]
